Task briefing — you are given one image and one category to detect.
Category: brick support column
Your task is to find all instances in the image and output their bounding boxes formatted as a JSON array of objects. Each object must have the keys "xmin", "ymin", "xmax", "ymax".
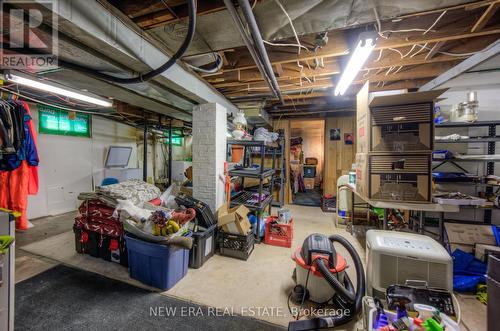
[{"xmin": 192, "ymin": 103, "xmax": 227, "ymax": 212}]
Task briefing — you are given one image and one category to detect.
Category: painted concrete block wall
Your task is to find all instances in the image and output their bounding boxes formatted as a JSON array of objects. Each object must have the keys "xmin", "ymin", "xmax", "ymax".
[
  {"xmin": 27, "ymin": 105, "xmax": 138, "ymax": 219},
  {"xmin": 192, "ymin": 103, "xmax": 227, "ymax": 212}
]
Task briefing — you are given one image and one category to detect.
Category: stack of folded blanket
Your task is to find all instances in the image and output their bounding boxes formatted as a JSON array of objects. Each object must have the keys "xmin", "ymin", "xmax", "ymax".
[{"xmin": 74, "ymin": 180, "xmax": 161, "ymax": 265}]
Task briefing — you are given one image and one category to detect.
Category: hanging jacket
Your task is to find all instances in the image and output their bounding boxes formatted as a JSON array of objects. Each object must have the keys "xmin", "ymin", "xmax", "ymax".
[
  {"xmin": 0, "ymin": 106, "xmax": 15, "ymax": 154},
  {"xmin": 0, "ymin": 103, "xmax": 38, "ymax": 171},
  {"xmin": 21, "ymin": 101, "xmax": 39, "ymax": 195}
]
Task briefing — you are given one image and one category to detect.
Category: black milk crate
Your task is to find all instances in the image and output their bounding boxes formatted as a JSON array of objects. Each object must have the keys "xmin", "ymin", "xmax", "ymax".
[
  {"xmin": 218, "ymin": 230, "xmax": 254, "ymax": 261},
  {"xmin": 321, "ymin": 196, "xmax": 336, "ymax": 213}
]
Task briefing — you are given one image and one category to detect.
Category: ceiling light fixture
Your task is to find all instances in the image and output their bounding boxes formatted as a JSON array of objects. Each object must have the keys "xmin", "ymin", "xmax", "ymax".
[
  {"xmin": 4, "ymin": 73, "xmax": 113, "ymax": 108},
  {"xmin": 334, "ymin": 33, "xmax": 377, "ymax": 96}
]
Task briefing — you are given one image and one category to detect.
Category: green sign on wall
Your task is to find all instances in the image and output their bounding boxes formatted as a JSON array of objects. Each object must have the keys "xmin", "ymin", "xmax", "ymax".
[{"xmin": 38, "ymin": 105, "xmax": 91, "ymax": 138}]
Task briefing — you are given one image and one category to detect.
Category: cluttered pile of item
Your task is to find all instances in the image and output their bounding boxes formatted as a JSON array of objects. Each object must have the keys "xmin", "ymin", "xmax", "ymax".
[
  {"xmin": 73, "ymin": 177, "xmax": 295, "ymax": 289},
  {"xmin": 74, "ymin": 180, "xmax": 217, "ymax": 289},
  {"xmin": 286, "ymin": 230, "xmax": 462, "ymax": 331}
]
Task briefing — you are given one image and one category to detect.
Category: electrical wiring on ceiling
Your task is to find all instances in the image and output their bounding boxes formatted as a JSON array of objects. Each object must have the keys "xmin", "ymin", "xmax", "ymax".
[
  {"xmin": 392, "ymin": 66, "xmax": 404, "ymax": 74},
  {"xmin": 423, "ymin": 10, "xmax": 447, "ymax": 35},
  {"xmin": 417, "ymin": 44, "xmax": 482, "ymax": 57},
  {"xmin": 388, "ymin": 48, "xmax": 404, "ymax": 58},
  {"xmin": 185, "ymin": 53, "xmax": 224, "ymax": 74},
  {"xmin": 372, "ymin": 6, "xmax": 441, "ymax": 39},
  {"xmin": 374, "ymin": 49, "xmax": 383, "ymax": 62},
  {"xmin": 372, "ymin": 6, "xmax": 481, "ymax": 59},
  {"xmin": 263, "ymin": 40, "xmax": 310, "ymax": 51},
  {"xmin": 273, "ymin": 0, "xmax": 307, "ymax": 75},
  {"xmin": 401, "ymin": 44, "xmax": 418, "ymax": 58},
  {"xmin": 409, "ymin": 42, "xmax": 428, "ymax": 58}
]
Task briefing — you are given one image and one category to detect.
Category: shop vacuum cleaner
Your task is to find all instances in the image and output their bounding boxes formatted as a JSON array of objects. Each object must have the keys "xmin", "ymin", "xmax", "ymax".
[{"xmin": 288, "ymin": 233, "xmax": 365, "ymax": 331}]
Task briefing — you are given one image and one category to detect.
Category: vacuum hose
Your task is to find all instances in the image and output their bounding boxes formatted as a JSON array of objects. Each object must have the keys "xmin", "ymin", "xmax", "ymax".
[
  {"xmin": 288, "ymin": 235, "xmax": 365, "ymax": 331},
  {"xmin": 316, "ymin": 258, "xmax": 356, "ymax": 304}
]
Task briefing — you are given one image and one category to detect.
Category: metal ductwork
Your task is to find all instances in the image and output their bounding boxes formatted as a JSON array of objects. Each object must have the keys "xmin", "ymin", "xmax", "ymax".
[{"xmin": 223, "ymin": 0, "xmax": 284, "ymax": 104}]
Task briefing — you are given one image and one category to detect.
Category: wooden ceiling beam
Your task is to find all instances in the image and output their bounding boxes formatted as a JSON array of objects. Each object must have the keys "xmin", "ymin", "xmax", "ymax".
[
  {"xmin": 394, "ymin": 0, "xmax": 497, "ymax": 19},
  {"xmin": 209, "ymin": 62, "xmax": 341, "ymax": 87},
  {"xmin": 425, "ymin": 41, "xmax": 446, "ymax": 60},
  {"xmin": 264, "ymin": 79, "xmax": 430, "ymax": 105},
  {"xmin": 134, "ymin": 1, "xmax": 226, "ymax": 29},
  {"xmin": 208, "ymin": 52, "xmax": 463, "ymax": 87},
  {"xmin": 471, "ymin": 1, "xmax": 500, "ymax": 32},
  {"xmin": 218, "ymin": 61, "xmax": 456, "ymax": 93},
  {"xmin": 222, "ymin": 25, "xmax": 500, "ymax": 72}
]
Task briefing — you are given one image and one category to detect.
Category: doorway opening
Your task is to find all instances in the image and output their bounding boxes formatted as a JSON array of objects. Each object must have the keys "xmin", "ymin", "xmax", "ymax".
[{"xmin": 290, "ymin": 119, "xmax": 325, "ymax": 206}]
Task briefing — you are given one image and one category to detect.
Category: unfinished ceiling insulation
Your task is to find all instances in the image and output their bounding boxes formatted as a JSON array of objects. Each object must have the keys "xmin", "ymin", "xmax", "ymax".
[{"xmin": 148, "ymin": 0, "xmax": 477, "ymax": 56}]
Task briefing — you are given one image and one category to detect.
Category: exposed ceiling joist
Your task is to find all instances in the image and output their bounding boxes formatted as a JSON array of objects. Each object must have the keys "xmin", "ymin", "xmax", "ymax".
[
  {"xmin": 471, "ymin": 1, "xmax": 500, "ymax": 32},
  {"xmin": 135, "ymin": 1, "xmax": 226, "ymax": 29},
  {"xmin": 219, "ymin": 61, "xmax": 457, "ymax": 94},
  {"xmin": 425, "ymin": 41, "xmax": 447, "ymax": 60},
  {"xmin": 220, "ymin": 26, "xmax": 500, "ymax": 73}
]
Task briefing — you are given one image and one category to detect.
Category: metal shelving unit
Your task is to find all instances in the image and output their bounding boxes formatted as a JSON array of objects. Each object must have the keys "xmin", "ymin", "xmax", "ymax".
[
  {"xmin": 227, "ymin": 139, "xmax": 277, "ymax": 242},
  {"xmin": 434, "ymin": 121, "xmax": 500, "ymax": 224},
  {"xmin": 247, "ymin": 131, "xmax": 285, "ymax": 208},
  {"xmin": 436, "ymin": 136, "xmax": 500, "ymax": 143}
]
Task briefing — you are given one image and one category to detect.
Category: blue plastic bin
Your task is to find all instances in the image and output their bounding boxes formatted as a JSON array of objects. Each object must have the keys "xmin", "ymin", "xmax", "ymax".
[{"xmin": 124, "ymin": 233, "xmax": 190, "ymax": 290}]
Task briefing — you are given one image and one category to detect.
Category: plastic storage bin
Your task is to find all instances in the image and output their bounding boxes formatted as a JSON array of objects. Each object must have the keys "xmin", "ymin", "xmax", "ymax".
[
  {"xmin": 124, "ymin": 233, "xmax": 190, "ymax": 290},
  {"xmin": 218, "ymin": 230, "xmax": 254, "ymax": 260},
  {"xmin": 189, "ymin": 224, "xmax": 216, "ymax": 269},
  {"xmin": 264, "ymin": 216, "xmax": 294, "ymax": 248}
]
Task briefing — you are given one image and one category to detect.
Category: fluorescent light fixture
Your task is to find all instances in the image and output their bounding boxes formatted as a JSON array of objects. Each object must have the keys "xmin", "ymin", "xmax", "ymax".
[
  {"xmin": 5, "ymin": 73, "xmax": 113, "ymax": 108},
  {"xmin": 334, "ymin": 33, "xmax": 376, "ymax": 96}
]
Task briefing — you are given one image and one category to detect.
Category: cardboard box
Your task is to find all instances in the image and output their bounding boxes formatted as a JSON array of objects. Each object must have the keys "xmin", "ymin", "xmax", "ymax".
[
  {"xmin": 356, "ymin": 82, "xmax": 370, "ymax": 154},
  {"xmin": 444, "ymin": 223, "xmax": 497, "ymax": 253},
  {"xmin": 217, "ymin": 204, "xmax": 251, "ymax": 235},
  {"xmin": 179, "ymin": 182, "xmax": 193, "ymax": 196},
  {"xmin": 356, "ymin": 82, "xmax": 446, "ymax": 154},
  {"xmin": 475, "ymin": 244, "xmax": 500, "ymax": 262},
  {"xmin": 304, "ymin": 178, "xmax": 315, "ymax": 190},
  {"xmin": 369, "ymin": 154, "xmax": 431, "ymax": 202},
  {"xmin": 355, "ymin": 153, "xmax": 368, "ymax": 199},
  {"xmin": 371, "ymin": 122, "xmax": 432, "ymax": 152}
]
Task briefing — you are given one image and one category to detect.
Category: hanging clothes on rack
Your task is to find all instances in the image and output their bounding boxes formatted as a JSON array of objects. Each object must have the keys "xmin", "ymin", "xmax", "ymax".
[
  {"xmin": 0, "ymin": 98, "xmax": 39, "ymax": 230},
  {"xmin": 22, "ymin": 101, "xmax": 39, "ymax": 195}
]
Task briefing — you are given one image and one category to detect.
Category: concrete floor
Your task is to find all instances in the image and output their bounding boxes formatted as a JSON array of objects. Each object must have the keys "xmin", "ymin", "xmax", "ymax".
[{"xmin": 15, "ymin": 206, "xmax": 486, "ymax": 330}]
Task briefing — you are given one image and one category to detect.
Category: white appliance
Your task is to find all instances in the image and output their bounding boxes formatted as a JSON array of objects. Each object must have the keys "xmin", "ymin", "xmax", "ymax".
[
  {"xmin": 366, "ymin": 230, "xmax": 453, "ymax": 298},
  {"xmin": 103, "ymin": 168, "xmax": 142, "ymax": 182},
  {"xmin": 171, "ymin": 161, "xmax": 192, "ymax": 182},
  {"xmin": 103, "ymin": 146, "xmax": 142, "ymax": 182},
  {"xmin": 336, "ymin": 175, "xmax": 352, "ymax": 224}
]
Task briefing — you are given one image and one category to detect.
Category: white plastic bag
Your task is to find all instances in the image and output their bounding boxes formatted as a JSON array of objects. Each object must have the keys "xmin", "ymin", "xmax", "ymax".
[
  {"xmin": 160, "ymin": 183, "xmax": 180, "ymax": 207},
  {"xmin": 114, "ymin": 199, "xmax": 152, "ymax": 224}
]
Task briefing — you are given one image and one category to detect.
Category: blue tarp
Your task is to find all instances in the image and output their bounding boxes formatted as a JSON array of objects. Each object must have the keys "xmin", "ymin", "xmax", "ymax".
[{"xmin": 452, "ymin": 249, "xmax": 487, "ymax": 292}]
